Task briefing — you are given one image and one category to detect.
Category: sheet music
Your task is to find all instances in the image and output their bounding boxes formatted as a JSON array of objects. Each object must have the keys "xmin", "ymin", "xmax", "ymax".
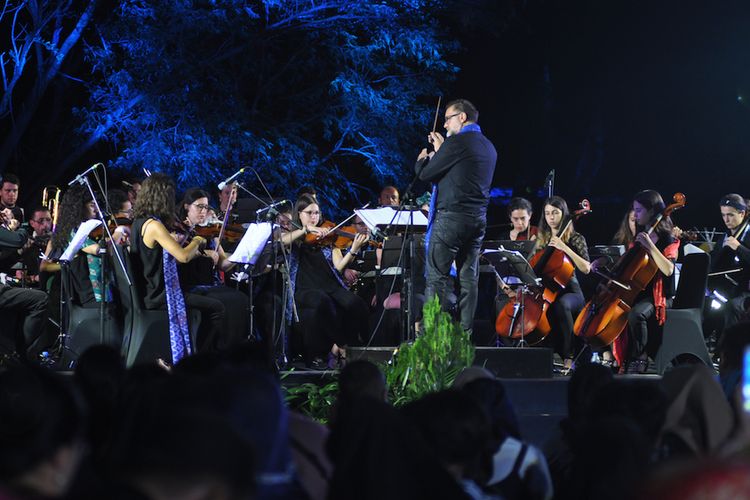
[
  {"xmin": 60, "ymin": 219, "xmax": 102, "ymax": 262},
  {"xmin": 228, "ymin": 222, "xmax": 272, "ymax": 265},
  {"xmin": 355, "ymin": 207, "xmax": 428, "ymax": 233}
]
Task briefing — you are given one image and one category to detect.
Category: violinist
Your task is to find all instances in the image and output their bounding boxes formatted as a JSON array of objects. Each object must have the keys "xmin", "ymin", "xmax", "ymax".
[
  {"xmin": 215, "ymin": 183, "xmax": 237, "ymax": 220},
  {"xmin": 106, "ymin": 189, "xmax": 133, "ymax": 245},
  {"xmin": 48, "ymin": 184, "xmax": 113, "ymax": 308},
  {"xmin": 501, "ymin": 197, "xmax": 538, "ymax": 241},
  {"xmin": 521, "ymin": 196, "xmax": 591, "ymax": 370},
  {"xmin": 281, "ymin": 194, "xmax": 369, "ymax": 369},
  {"xmin": 710, "ymin": 194, "xmax": 750, "ymax": 332},
  {"xmin": 176, "ymin": 188, "xmax": 248, "ymax": 348},
  {"xmin": 129, "ymin": 173, "xmax": 225, "ymax": 355},
  {"xmin": 619, "ymin": 190, "xmax": 679, "ymax": 374}
]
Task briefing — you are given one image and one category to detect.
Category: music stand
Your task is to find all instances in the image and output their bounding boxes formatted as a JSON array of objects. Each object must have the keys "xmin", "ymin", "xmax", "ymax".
[
  {"xmin": 228, "ymin": 222, "xmax": 274, "ymax": 342},
  {"xmin": 356, "ymin": 207, "xmax": 428, "ymax": 343},
  {"xmin": 482, "ymin": 248, "xmax": 541, "ymax": 347}
]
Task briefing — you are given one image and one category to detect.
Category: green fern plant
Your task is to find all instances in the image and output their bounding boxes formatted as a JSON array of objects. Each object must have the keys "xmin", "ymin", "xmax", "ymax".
[
  {"xmin": 284, "ymin": 296, "xmax": 475, "ymax": 421},
  {"xmin": 284, "ymin": 380, "xmax": 339, "ymax": 425},
  {"xmin": 386, "ymin": 296, "xmax": 475, "ymax": 406}
]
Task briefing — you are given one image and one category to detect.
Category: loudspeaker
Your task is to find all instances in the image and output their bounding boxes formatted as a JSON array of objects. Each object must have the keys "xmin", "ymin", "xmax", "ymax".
[
  {"xmin": 347, "ymin": 346, "xmax": 398, "ymax": 365},
  {"xmin": 473, "ymin": 347, "xmax": 553, "ymax": 379}
]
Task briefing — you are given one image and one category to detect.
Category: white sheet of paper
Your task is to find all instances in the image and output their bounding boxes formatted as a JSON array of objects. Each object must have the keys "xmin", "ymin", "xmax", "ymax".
[
  {"xmin": 355, "ymin": 207, "xmax": 428, "ymax": 233},
  {"xmin": 60, "ymin": 219, "xmax": 102, "ymax": 262},
  {"xmin": 228, "ymin": 222, "xmax": 273, "ymax": 265}
]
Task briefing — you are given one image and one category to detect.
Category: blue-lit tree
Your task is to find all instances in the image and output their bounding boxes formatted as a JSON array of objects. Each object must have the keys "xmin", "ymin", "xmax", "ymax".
[
  {"xmin": 0, "ymin": 0, "xmax": 97, "ymax": 174},
  {"xmin": 79, "ymin": 0, "xmax": 458, "ymax": 209}
]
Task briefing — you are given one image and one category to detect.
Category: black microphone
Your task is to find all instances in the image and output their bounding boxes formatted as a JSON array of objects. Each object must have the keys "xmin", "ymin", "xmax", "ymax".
[
  {"xmin": 68, "ymin": 163, "xmax": 103, "ymax": 186},
  {"xmin": 217, "ymin": 168, "xmax": 246, "ymax": 190}
]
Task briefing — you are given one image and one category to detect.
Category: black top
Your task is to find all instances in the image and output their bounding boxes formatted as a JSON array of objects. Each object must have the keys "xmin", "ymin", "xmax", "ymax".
[
  {"xmin": 710, "ymin": 225, "xmax": 750, "ymax": 296},
  {"xmin": 296, "ymin": 245, "xmax": 340, "ymax": 293},
  {"xmin": 415, "ymin": 130, "xmax": 497, "ymax": 217},
  {"xmin": 130, "ymin": 218, "xmax": 167, "ymax": 309},
  {"xmin": 179, "ymin": 253, "xmax": 215, "ymax": 290},
  {"xmin": 566, "ymin": 232, "xmax": 590, "ymax": 262}
]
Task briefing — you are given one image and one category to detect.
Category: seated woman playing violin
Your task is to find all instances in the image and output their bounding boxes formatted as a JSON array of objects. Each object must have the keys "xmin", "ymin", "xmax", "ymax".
[
  {"xmin": 619, "ymin": 190, "xmax": 679, "ymax": 374},
  {"xmin": 281, "ymin": 194, "xmax": 370, "ymax": 369},
  {"xmin": 129, "ymin": 174, "xmax": 226, "ymax": 357},
  {"xmin": 48, "ymin": 184, "xmax": 114, "ymax": 308},
  {"xmin": 176, "ymin": 188, "xmax": 249, "ymax": 349}
]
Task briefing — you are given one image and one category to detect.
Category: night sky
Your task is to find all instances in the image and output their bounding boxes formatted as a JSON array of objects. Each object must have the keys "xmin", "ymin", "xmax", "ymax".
[
  {"xmin": 449, "ymin": 0, "xmax": 750, "ymax": 243},
  {"xmin": 6, "ymin": 0, "xmax": 750, "ymax": 245}
]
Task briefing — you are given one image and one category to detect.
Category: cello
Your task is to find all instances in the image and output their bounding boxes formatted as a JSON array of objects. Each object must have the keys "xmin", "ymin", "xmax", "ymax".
[
  {"xmin": 495, "ymin": 199, "xmax": 591, "ymax": 344},
  {"xmin": 574, "ymin": 192, "xmax": 686, "ymax": 347}
]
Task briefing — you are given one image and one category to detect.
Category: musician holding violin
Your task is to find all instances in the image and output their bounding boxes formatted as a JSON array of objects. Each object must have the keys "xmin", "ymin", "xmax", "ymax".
[
  {"xmin": 710, "ymin": 194, "xmax": 750, "ymax": 332},
  {"xmin": 501, "ymin": 196, "xmax": 591, "ymax": 370},
  {"xmin": 49, "ymin": 184, "xmax": 113, "ymax": 307},
  {"xmin": 130, "ymin": 173, "xmax": 227, "ymax": 355},
  {"xmin": 281, "ymin": 194, "xmax": 370, "ymax": 369},
  {"xmin": 176, "ymin": 188, "xmax": 248, "ymax": 348}
]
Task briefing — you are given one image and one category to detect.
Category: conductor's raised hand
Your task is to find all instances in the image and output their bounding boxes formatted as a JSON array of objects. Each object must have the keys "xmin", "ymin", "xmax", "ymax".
[{"xmin": 428, "ymin": 131, "xmax": 445, "ymax": 151}]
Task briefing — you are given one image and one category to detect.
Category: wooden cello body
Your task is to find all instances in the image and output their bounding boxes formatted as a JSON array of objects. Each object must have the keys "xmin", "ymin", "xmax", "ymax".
[
  {"xmin": 574, "ymin": 193, "xmax": 686, "ymax": 347},
  {"xmin": 496, "ymin": 200, "xmax": 590, "ymax": 344}
]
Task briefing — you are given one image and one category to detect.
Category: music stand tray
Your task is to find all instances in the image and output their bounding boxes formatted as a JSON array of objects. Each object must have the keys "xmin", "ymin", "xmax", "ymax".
[{"xmin": 482, "ymin": 248, "xmax": 540, "ymax": 288}]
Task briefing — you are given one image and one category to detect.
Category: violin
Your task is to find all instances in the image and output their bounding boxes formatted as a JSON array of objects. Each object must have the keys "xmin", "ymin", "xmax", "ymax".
[
  {"xmin": 89, "ymin": 217, "xmax": 133, "ymax": 240},
  {"xmin": 193, "ymin": 222, "xmax": 244, "ymax": 243},
  {"xmin": 496, "ymin": 200, "xmax": 591, "ymax": 344},
  {"xmin": 574, "ymin": 193, "xmax": 686, "ymax": 347},
  {"xmin": 304, "ymin": 221, "xmax": 382, "ymax": 249}
]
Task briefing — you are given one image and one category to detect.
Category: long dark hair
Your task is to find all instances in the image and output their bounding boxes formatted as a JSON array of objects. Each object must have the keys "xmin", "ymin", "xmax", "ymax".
[
  {"xmin": 536, "ymin": 196, "xmax": 574, "ymax": 249},
  {"xmin": 613, "ymin": 209, "xmax": 636, "ymax": 246},
  {"xmin": 133, "ymin": 173, "xmax": 177, "ymax": 228},
  {"xmin": 633, "ymin": 189, "xmax": 673, "ymax": 240},
  {"xmin": 178, "ymin": 188, "xmax": 210, "ymax": 222},
  {"xmin": 51, "ymin": 184, "xmax": 94, "ymax": 251}
]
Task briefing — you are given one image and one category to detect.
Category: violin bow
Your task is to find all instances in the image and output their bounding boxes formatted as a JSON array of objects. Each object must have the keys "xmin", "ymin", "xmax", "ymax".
[{"xmin": 431, "ymin": 95, "xmax": 442, "ymax": 133}]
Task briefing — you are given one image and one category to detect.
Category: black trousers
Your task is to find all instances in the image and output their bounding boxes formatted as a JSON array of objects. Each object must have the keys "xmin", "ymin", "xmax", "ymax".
[
  {"xmin": 425, "ymin": 211, "xmax": 486, "ymax": 331},
  {"xmin": 295, "ymin": 287, "xmax": 369, "ymax": 359},
  {"xmin": 626, "ymin": 298, "xmax": 663, "ymax": 359},
  {"xmin": 184, "ymin": 291, "xmax": 226, "ymax": 351},
  {"xmin": 188, "ymin": 286, "xmax": 249, "ymax": 349},
  {"xmin": 546, "ymin": 288, "xmax": 585, "ymax": 359},
  {"xmin": 0, "ymin": 286, "xmax": 50, "ymax": 360}
]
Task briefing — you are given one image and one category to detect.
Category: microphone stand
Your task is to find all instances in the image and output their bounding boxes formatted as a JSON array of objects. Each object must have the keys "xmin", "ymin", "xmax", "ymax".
[
  {"xmin": 234, "ymin": 179, "xmax": 300, "ymax": 368},
  {"xmin": 71, "ymin": 175, "xmax": 131, "ymax": 345}
]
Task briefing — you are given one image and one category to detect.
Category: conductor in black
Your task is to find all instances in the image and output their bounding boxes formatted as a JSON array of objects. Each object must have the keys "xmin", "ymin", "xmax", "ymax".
[{"xmin": 416, "ymin": 99, "xmax": 497, "ymax": 332}]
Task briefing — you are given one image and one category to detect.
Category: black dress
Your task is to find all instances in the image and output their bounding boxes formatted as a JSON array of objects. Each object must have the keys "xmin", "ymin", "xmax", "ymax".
[
  {"xmin": 130, "ymin": 218, "xmax": 227, "ymax": 350},
  {"xmin": 294, "ymin": 245, "xmax": 369, "ymax": 361}
]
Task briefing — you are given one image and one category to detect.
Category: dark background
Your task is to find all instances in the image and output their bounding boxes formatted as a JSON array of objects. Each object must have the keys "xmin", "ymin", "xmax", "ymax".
[
  {"xmin": 449, "ymin": 0, "xmax": 750, "ymax": 243},
  {"xmin": 6, "ymin": 0, "xmax": 750, "ymax": 245}
]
